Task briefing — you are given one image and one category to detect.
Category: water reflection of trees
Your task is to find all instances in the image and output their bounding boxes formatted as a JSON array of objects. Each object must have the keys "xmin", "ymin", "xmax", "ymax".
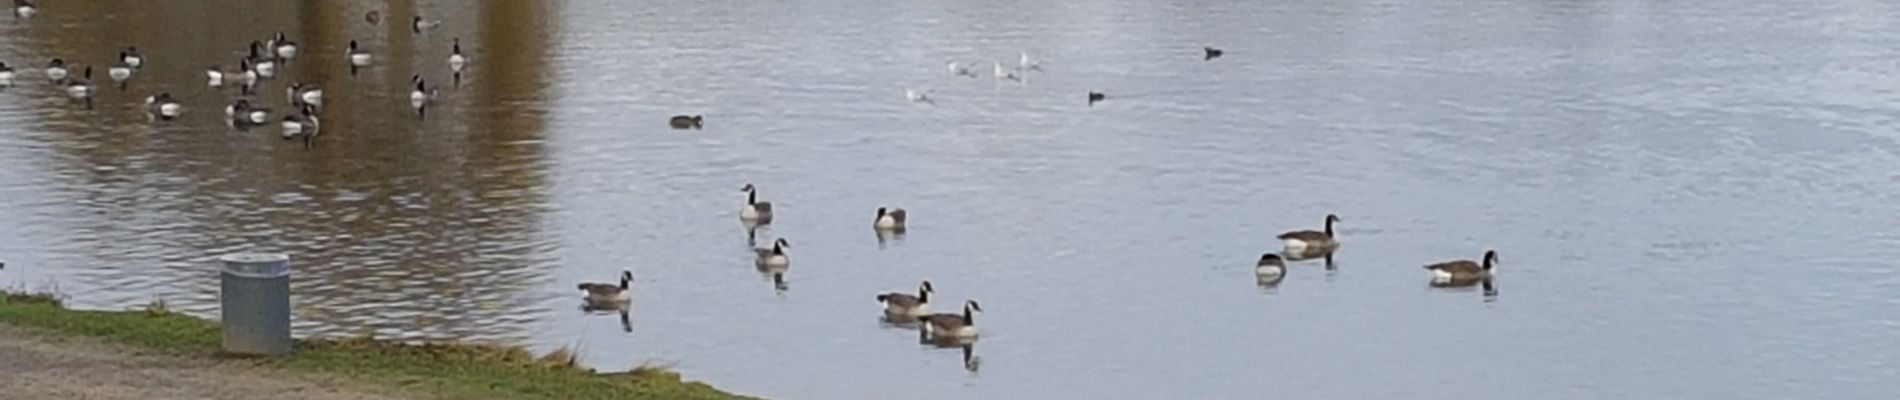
[{"xmin": 9, "ymin": 0, "xmax": 559, "ymax": 343}]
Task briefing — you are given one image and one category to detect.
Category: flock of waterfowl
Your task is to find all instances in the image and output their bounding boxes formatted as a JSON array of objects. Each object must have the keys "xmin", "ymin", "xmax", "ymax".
[
  {"xmin": 0, "ymin": 3, "xmax": 484, "ymax": 150},
  {"xmin": 2, "ymin": 1, "xmax": 1502, "ymax": 374}
]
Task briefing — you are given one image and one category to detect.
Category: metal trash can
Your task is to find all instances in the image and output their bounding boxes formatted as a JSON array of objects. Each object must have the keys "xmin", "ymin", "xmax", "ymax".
[{"xmin": 219, "ymin": 253, "xmax": 291, "ymax": 356}]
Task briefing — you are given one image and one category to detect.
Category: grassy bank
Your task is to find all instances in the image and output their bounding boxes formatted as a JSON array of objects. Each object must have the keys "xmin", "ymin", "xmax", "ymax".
[{"xmin": 0, "ymin": 291, "xmax": 750, "ymax": 400}]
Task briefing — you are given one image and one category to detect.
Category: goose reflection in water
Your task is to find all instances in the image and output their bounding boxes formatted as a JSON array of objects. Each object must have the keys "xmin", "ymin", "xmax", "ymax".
[
  {"xmin": 917, "ymin": 329, "xmax": 981, "ymax": 373},
  {"xmin": 874, "ymin": 227, "xmax": 906, "ymax": 249},
  {"xmin": 1282, "ymin": 245, "xmax": 1337, "ymax": 270},
  {"xmin": 1428, "ymin": 277, "xmax": 1498, "ymax": 299},
  {"xmin": 580, "ymin": 301, "xmax": 632, "ymax": 333}
]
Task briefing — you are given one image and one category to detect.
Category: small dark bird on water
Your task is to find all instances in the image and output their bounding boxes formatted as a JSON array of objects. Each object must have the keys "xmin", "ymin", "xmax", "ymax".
[
  {"xmin": 670, "ymin": 115, "xmax": 703, "ymax": 129},
  {"xmin": 364, "ymin": 10, "xmax": 381, "ymax": 25},
  {"xmin": 1204, "ymin": 47, "xmax": 1224, "ymax": 60},
  {"xmin": 1088, "ymin": 91, "xmax": 1105, "ymax": 106}
]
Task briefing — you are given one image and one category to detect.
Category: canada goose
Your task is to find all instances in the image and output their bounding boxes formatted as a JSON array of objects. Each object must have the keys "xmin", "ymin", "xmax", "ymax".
[
  {"xmin": 13, "ymin": 0, "xmax": 34, "ymax": 18},
  {"xmin": 280, "ymin": 105, "xmax": 320, "ymax": 148},
  {"xmin": 876, "ymin": 280, "xmax": 935, "ymax": 317},
  {"xmin": 0, "ymin": 61, "xmax": 14, "ymax": 87},
  {"xmin": 738, "ymin": 183, "xmax": 773, "ymax": 223},
  {"xmin": 904, "ymin": 88, "xmax": 932, "ymax": 104},
  {"xmin": 1278, "ymin": 214, "xmax": 1340, "ymax": 253},
  {"xmin": 947, "ymin": 61, "xmax": 976, "ymax": 78},
  {"xmin": 1255, "ymin": 253, "xmax": 1286, "ymax": 277},
  {"xmin": 669, "ymin": 115, "xmax": 703, "ymax": 129},
  {"xmin": 271, "ymin": 32, "xmax": 298, "ymax": 59},
  {"xmin": 248, "ymin": 41, "xmax": 277, "ymax": 78},
  {"xmin": 874, "ymin": 207, "xmax": 907, "ymax": 230},
  {"xmin": 144, "ymin": 92, "xmax": 181, "ymax": 120},
  {"xmin": 44, "ymin": 58, "xmax": 66, "ymax": 81},
  {"xmin": 1087, "ymin": 91, "xmax": 1105, "ymax": 106},
  {"xmin": 993, "ymin": 62, "xmax": 1018, "ymax": 81},
  {"xmin": 754, "ymin": 238, "xmax": 791, "ymax": 270},
  {"xmin": 227, "ymin": 99, "xmax": 271, "ymax": 125},
  {"xmin": 1204, "ymin": 47, "xmax": 1224, "ymax": 60},
  {"xmin": 108, "ymin": 58, "xmax": 134, "ymax": 90},
  {"xmin": 287, "ymin": 82, "xmax": 322, "ymax": 108},
  {"xmin": 1425, "ymin": 250, "xmax": 1498, "ymax": 282},
  {"xmin": 347, "ymin": 40, "xmax": 372, "ymax": 75},
  {"xmin": 409, "ymin": 75, "xmax": 437, "ymax": 116},
  {"xmin": 413, "ymin": 16, "xmax": 442, "ymax": 33},
  {"xmin": 577, "ymin": 271, "xmax": 634, "ymax": 304},
  {"xmin": 237, "ymin": 58, "xmax": 259, "ymax": 85},
  {"xmin": 121, "ymin": 47, "xmax": 144, "ymax": 69},
  {"xmin": 64, "ymin": 66, "xmax": 93, "ymax": 109},
  {"xmin": 919, "ymin": 300, "xmax": 983, "ymax": 338},
  {"xmin": 204, "ymin": 65, "xmax": 227, "ymax": 87},
  {"xmin": 448, "ymin": 38, "xmax": 467, "ymax": 73},
  {"xmin": 1019, "ymin": 51, "xmax": 1041, "ymax": 71}
]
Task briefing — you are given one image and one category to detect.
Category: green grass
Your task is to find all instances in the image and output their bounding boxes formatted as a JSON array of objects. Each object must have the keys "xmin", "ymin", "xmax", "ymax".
[{"xmin": 0, "ymin": 291, "xmax": 751, "ymax": 400}]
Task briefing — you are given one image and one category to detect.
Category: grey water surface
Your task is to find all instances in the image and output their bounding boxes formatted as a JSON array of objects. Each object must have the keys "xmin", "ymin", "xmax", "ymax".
[{"xmin": 1, "ymin": 0, "xmax": 1897, "ymax": 399}]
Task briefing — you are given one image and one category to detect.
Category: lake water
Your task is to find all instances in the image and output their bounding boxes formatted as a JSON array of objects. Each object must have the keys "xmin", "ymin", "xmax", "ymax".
[{"xmin": 3, "ymin": 0, "xmax": 1898, "ymax": 398}]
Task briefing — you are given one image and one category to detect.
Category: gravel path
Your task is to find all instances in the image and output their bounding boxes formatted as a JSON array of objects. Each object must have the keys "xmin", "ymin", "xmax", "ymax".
[{"xmin": 0, "ymin": 324, "xmax": 400, "ymax": 400}]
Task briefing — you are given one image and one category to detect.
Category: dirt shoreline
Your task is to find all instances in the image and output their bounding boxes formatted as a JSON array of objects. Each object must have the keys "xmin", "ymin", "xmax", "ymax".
[{"xmin": 0, "ymin": 323, "xmax": 401, "ymax": 400}]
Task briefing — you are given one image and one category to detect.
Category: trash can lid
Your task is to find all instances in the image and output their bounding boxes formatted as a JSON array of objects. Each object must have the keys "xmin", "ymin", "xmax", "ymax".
[
  {"xmin": 219, "ymin": 253, "xmax": 290, "ymax": 277},
  {"xmin": 219, "ymin": 253, "xmax": 289, "ymax": 264}
]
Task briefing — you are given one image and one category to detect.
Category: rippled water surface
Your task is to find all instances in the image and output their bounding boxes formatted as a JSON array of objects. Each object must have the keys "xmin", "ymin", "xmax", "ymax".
[{"xmin": 3, "ymin": 1, "xmax": 1898, "ymax": 399}]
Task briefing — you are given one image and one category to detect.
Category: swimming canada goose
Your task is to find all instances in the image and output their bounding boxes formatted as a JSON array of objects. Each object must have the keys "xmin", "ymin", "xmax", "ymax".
[
  {"xmin": 121, "ymin": 47, "xmax": 144, "ymax": 69},
  {"xmin": 347, "ymin": 40, "xmax": 372, "ymax": 75},
  {"xmin": 409, "ymin": 75, "xmax": 437, "ymax": 116},
  {"xmin": 1019, "ymin": 51, "xmax": 1042, "ymax": 71},
  {"xmin": 248, "ymin": 41, "xmax": 277, "ymax": 78},
  {"xmin": 753, "ymin": 238, "xmax": 791, "ymax": 270},
  {"xmin": 280, "ymin": 105, "xmax": 320, "ymax": 148},
  {"xmin": 287, "ymin": 82, "xmax": 322, "ymax": 108},
  {"xmin": 271, "ymin": 32, "xmax": 298, "ymax": 59},
  {"xmin": 1204, "ymin": 47, "xmax": 1224, "ymax": 60},
  {"xmin": 1087, "ymin": 91, "xmax": 1105, "ymax": 106},
  {"xmin": 65, "ymin": 66, "xmax": 93, "ymax": 108},
  {"xmin": 992, "ymin": 62, "xmax": 1018, "ymax": 81},
  {"xmin": 13, "ymin": 0, "xmax": 34, "ymax": 18},
  {"xmin": 669, "ymin": 115, "xmax": 703, "ymax": 129},
  {"xmin": 44, "ymin": 58, "xmax": 66, "ymax": 81},
  {"xmin": 413, "ymin": 16, "xmax": 442, "ymax": 33},
  {"xmin": 1278, "ymin": 214, "xmax": 1340, "ymax": 253},
  {"xmin": 947, "ymin": 61, "xmax": 976, "ymax": 78},
  {"xmin": 0, "ymin": 61, "xmax": 13, "ymax": 87},
  {"xmin": 108, "ymin": 58, "xmax": 133, "ymax": 90},
  {"xmin": 904, "ymin": 88, "xmax": 933, "ymax": 104},
  {"xmin": 448, "ymin": 38, "xmax": 467, "ymax": 73},
  {"xmin": 738, "ymin": 183, "xmax": 773, "ymax": 223},
  {"xmin": 237, "ymin": 58, "xmax": 259, "ymax": 84},
  {"xmin": 227, "ymin": 99, "xmax": 272, "ymax": 125},
  {"xmin": 577, "ymin": 271, "xmax": 634, "ymax": 304},
  {"xmin": 364, "ymin": 10, "xmax": 381, "ymax": 26},
  {"xmin": 876, "ymin": 280, "xmax": 934, "ymax": 317},
  {"xmin": 919, "ymin": 300, "xmax": 983, "ymax": 338},
  {"xmin": 144, "ymin": 92, "xmax": 181, "ymax": 120},
  {"xmin": 204, "ymin": 65, "xmax": 228, "ymax": 87},
  {"xmin": 1424, "ymin": 250, "xmax": 1498, "ymax": 282},
  {"xmin": 874, "ymin": 207, "xmax": 907, "ymax": 230},
  {"xmin": 1255, "ymin": 253, "xmax": 1286, "ymax": 277}
]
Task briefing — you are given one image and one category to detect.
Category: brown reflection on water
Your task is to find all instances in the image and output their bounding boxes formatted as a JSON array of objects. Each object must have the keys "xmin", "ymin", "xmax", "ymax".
[{"xmin": 3, "ymin": 0, "xmax": 558, "ymax": 342}]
